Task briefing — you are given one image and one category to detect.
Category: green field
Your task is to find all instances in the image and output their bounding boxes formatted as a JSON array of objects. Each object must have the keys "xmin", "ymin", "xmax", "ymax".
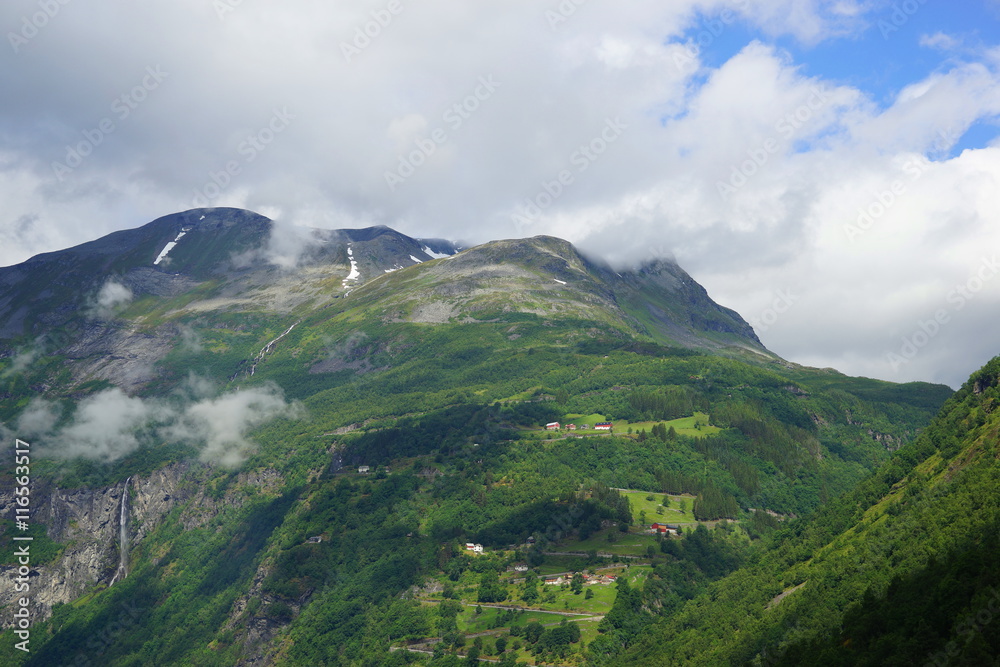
[
  {"xmin": 623, "ymin": 490, "xmax": 697, "ymax": 525},
  {"xmin": 564, "ymin": 528, "xmax": 658, "ymax": 556},
  {"xmin": 455, "ymin": 606, "xmax": 576, "ymax": 633},
  {"xmin": 561, "ymin": 412, "xmax": 608, "ymax": 427},
  {"xmin": 621, "ymin": 411, "xmax": 721, "ymax": 438},
  {"xmin": 536, "ymin": 578, "xmax": 620, "ymax": 615}
]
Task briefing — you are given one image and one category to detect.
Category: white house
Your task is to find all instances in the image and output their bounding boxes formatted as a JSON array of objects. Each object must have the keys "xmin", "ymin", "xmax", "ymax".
[{"xmin": 358, "ymin": 465, "xmax": 370, "ymax": 474}]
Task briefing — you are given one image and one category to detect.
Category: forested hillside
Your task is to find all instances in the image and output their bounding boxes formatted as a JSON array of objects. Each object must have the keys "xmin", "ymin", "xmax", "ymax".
[
  {"xmin": 0, "ymin": 212, "xmax": 960, "ymax": 666},
  {"xmin": 623, "ymin": 356, "xmax": 1000, "ymax": 666}
]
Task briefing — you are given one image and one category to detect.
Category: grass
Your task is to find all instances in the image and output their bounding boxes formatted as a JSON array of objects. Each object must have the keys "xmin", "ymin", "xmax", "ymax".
[
  {"xmin": 620, "ymin": 412, "xmax": 721, "ymax": 438},
  {"xmin": 561, "ymin": 413, "xmax": 607, "ymax": 427},
  {"xmin": 455, "ymin": 607, "xmax": 572, "ymax": 633},
  {"xmin": 535, "ymin": 580, "xmax": 619, "ymax": 615},
  {"xmin": 536, "ymin": 556, "xmax": 590, "ymax": 575},
  {"xmin": 563, "ymin": 528, "xmax": 657, "ymax": 556},
  {"xmin": 622, "ymin": 490, "xmax": 697, "ymax": 525}
]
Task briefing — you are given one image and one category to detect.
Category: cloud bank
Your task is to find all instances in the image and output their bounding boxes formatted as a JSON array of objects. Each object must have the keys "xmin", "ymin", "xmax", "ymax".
[{"xmin": 9, "ymin": 382, "xmax": 302, "ymax": 467}]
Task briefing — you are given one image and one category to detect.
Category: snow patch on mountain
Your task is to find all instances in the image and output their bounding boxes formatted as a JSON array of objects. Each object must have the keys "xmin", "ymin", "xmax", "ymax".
[
  {"xmin": 421, "ymin": 246, "xmax": 451, "ymax": 260},
  {"xmin": 342, "ymin": 245, "xmax": 361, "ymax": 287},
  {"xmin": 154, "ymin": 230, "xmax": 188, "ymax": 266}
]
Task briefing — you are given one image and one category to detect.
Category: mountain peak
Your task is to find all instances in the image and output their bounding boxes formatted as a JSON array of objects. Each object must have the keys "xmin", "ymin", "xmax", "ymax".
[{"xmin": 0, "ymin": 208, "xmax": 761, "ymax": 355}]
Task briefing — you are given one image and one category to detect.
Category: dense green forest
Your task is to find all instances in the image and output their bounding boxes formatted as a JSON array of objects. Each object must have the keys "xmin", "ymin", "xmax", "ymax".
[
  {"xmin": 622, "ymin": 357, "xmax": 1000, "ymax": 666},
  {"xmin": 0, "ymin": 324, "xmax": 958, "ymax": 666}
]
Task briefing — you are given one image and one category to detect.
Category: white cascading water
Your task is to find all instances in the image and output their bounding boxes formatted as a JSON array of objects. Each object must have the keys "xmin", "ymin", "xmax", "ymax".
[{"xmin": 110, "ymin": 477, "xmax": 131, "ymax": 586}]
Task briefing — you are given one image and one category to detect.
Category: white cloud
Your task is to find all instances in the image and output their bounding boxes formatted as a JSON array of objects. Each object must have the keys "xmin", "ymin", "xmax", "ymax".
[
  {"xmin": 0, "ymin": 2, "xmax": 998, "ymax": 387},
  {"xmin": 1, "ymin": 346, "xmax": 40, "ymax": 378},
  {"xmin": 21, "ymin": 384, "xmax": 301, "ymax": 467},
  {"xmin": 920, "ymin": 32, "xmax": 961, "ymax": 52},
  {"xmin": 87, "ymin": 279, "xmax": 134, "ymax": 320},
  {"xmin": 165, "ymin": 384, "xmax": 304, "ymax": 467},
  {"xmin": 58, "ymin": 388, "xmax": 166, "ymax": 460},
  {"xmin": 16, "ymin": 398, "xmax": 62, "ymax": 439}
]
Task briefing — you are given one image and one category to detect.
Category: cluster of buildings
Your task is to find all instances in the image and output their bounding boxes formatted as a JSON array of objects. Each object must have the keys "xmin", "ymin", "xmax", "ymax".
[
  {"xmin": 544, "ymin": 422, "xmax": 613, "ymax": 431},
  {"xmin": 465, "ymin": 543, "xmax": 484, "ymax": 553},
  {"xmin": 544, "ymin": 572, "xmax": 617, "ymax": 586},
  {"xmin": 649, "ymin": 522, "xmax": 681, "ymax": 535}
]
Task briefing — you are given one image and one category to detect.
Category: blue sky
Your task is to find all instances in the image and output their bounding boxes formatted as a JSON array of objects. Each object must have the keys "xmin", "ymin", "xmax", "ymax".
[
  {"xmin": 0, "ymin": 0, "xmax": 998, "ymax": 387},
  {"xmin": 686, "ymin": 0, "xmax": 1000, "ymax": 155}
]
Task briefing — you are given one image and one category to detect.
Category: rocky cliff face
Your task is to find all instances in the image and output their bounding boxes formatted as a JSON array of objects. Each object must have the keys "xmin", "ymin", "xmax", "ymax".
[
  {"xmin": 0, "ymin": 463, "xmax": 288, "ymax": 628},
  {"xmin": 0, "ymin": 463, "xmax": 195, "ymax": 624}
]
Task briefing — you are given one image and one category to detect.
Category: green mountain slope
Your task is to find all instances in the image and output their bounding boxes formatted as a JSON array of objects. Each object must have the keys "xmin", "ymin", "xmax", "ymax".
[
  {"xmin": 0, "ymin": 208, "xmax": 959, "ymax": 666},
  {"xmin": 622, "ymin": 357, "xmax": 1000, "ymax": 666}
]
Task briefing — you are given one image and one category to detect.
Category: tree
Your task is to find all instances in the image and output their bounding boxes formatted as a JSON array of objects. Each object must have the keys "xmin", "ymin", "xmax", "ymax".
[
  {"xmin": 571, "ymin": 572, "xmax": 584, "ymax": 594},
  {"xmin": 585, "ymin": 588, "xmax": 594, "ymax": 600},
  {"xmin": 477, "ymin": 570, "xmax": 508, "ymax": 603},
  {"xmin": 521, "ymin": 572, "xmax": 539, "ymax": 604},
  {"xmin": 495, "ymin": 636, "xmax": 508, "ymax": 653}
]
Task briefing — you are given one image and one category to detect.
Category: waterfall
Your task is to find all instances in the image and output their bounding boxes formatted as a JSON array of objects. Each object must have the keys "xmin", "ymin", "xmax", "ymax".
[{"xmin": 110, "ymin": 477, "xmax": 131, "ymax": 586}]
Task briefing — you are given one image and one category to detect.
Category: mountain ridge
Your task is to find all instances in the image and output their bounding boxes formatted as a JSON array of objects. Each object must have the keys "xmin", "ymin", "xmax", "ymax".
[{"xmin": 0, "ymin": 207, "xmax": 765, "ymax": 364}]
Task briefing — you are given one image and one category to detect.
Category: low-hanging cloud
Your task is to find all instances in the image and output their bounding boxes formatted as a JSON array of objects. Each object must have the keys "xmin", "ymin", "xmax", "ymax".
[
  {"xmin": 167, "ymin": 384, "xmax": 304, "ymax": 467},
  {"xmin": 59, "ymin": 388, "xmax": 168, "ymax": 460},
  {"xmin": 86, "ymin": 279, "xmax": 134, "ymax": 320},
  {"xmin": 14, "ymin": 381, "xmax": 303, "ymax": 467},
  {"xmin": 1, "ymin": 346, "xmax": 40, "ymax": 379}
]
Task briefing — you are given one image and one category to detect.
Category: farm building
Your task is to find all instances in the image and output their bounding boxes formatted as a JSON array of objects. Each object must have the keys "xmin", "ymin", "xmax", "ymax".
[
  {"xmin": 595, "ymin": 422, "xmax": 613, "ymax": 430},
  {"xmin": 546, "ymin": 422, "xmax": 561, "ymax": 431}
]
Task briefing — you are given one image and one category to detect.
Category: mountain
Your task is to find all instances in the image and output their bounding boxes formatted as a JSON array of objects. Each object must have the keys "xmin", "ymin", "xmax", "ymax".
[
  {"xmin": 0, "ymin": 208, "xmax": 958, "ymax": 666},
  {"xmin": 0, "ymin": 207, "xmax": 763, "ymax": 398}
]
